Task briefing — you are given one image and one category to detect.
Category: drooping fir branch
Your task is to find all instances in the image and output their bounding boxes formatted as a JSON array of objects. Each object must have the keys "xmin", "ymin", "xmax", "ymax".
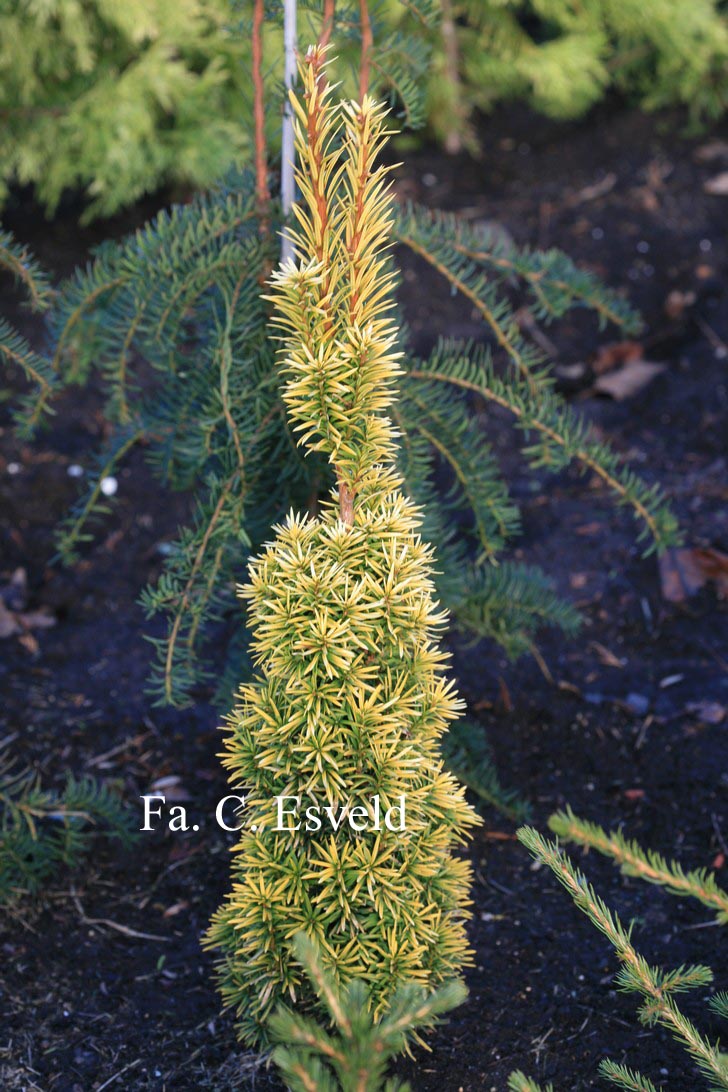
[
  {"xmin": 0, "ymin": 230, "xmax": 54, "ymax": 313},
  {"xmin": 0, "ymin": 230, "xmax": 57, "ymax": 433},
  {"xmin": 408, "ymin": 340, "xmax": 679, "ymax": 553},
  {"xmin": 140, "ymin": 465, "xmax": 249, "ymax": 706},
  {"xmin": 397, "ymin": 206, "xmax": 641, "ymax": 333},
  {"xmin": 395, "ymin": 373, "xmax": 520, "ymax": 561},
  {"xmin": 549, "ymin": 807, "xmax": 728, "ymax": 925},
  {"xmin": 440, "ymin": 720, "xmax": 531, "ymax": 822},
  {"xmin": 269, "ymin": 932, "xmax": 467, "ymax": 1092},
  {"xmin": 518, "ymin": 826, "xmax": 728, "ymax": 1092},
  {"xmin": 397, "ymin": 215, "xmax": 549, "ymax": 397},
  {"xmin": 54, "ymin": 424, "xmax": 144, "ymax": 564}
]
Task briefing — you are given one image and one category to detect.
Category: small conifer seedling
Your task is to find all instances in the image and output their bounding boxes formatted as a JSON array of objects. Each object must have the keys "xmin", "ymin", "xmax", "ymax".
[
  {"xmin": 269, "ymin": 931, "xmax": 468, "ymax": 1091},
  {"xmin": 205, "ymin": 47, "xmax": 479, "ymax": 1047}
]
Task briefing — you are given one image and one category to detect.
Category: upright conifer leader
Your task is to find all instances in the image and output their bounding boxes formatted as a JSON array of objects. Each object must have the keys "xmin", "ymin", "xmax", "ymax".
[{"xmin": 205, "ymin": 46, "xmax": 478, "ymax": 1047}]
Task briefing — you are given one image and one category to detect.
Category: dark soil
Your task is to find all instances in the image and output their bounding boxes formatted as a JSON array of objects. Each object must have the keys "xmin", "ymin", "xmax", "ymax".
[{"xmin": 1, "ymin": 103, "xmax": 727, "ymax": 1092}]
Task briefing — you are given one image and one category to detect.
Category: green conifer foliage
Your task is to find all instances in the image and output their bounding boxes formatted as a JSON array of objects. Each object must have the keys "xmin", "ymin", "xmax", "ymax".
[
  {"xmin": 269, "ymin": 931, "xmax": 467, "ymax": 1091},
  {"xmin": 518, "ymin": 826, "xmax": 728, "ymax": 1091},
  {"xmin": 204, "ymin": 48, "xmax": 479, "ymax": 1047},
  {"xmin": 0, "ymin": 0, "xmax": 436, "ymax": 220},
  {"xmin": 414, "ymin": 0, "xmax": 728, "ymax": 153}
]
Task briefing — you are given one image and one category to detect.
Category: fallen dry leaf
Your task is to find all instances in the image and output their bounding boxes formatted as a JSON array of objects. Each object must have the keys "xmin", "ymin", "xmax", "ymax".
[
  {"xmin": 1, "ymin": 567, "xmax": 28, "ymax": 611},
  {"xmin": 685, "ymin": 701, "xmax": 726, "ymax": 725},
  {"xmin": 694, "ymin": 140, "xmax": 728, "ymax": 163},
  {"xmin": 569, "ymin": 171, "xmax": 617, "ymax": 205},
  {"xmin": 664, "ymin": 289, "xmax": 696, "ymax": 321},
  {"xmin": 17, "ymin": 632, "xmax": 39, "ymax": 655},
  {"xmin": 163, "ymin": 900, "xmax": 190, "ymax": 918},
  {"xmin": 0, "ymin": 601, "xmax": 17, "ymax": 638},
  {"xmin": 0, "ymin": 600, "xmax": 56, "ymax": 640},
  {"xmin": 592, "ymin": 340, "xmax": 644, "ymax": 376},
  {"xmin": 497, "ymin": 676, "xmax": 513, "ymax": 714},
  {"xmin": 589, "ymin": 641, "xmax": 626, "ymax": 669},
  {"xmin": 19, "ymin": 609, "xmax": 56, "ymax": 630},
  {"xmin": 660, "ymin": 546, "xmax": 728, "ymax": 602},
  {"xmin": 575, "ymin": 521, "xmax": 603, "ymax": 537},
  {"xmin": 593, "ymin": 360, "xmax": 665, "ymax": 400},
  {"xmin": 149, "ymin": 774, "xmax": 192, "ymax": 802},
  {"xmin": 704, "ymin": 172, "xmax": 728, "ymax": 195},
  {"xmin": 623, "ymin": 788, "xmax": 645, "ymax": 801}
]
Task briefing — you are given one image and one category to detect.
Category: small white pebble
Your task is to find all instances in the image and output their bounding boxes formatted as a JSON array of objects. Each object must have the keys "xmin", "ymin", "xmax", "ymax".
[
  {"xmin": 421, "ymin": 172, "xmax": 437, "ymax": 187},
  {"xmin": 591, "ymin": 226, "xmax": 605, "ymax": 240},
  {"xmin": 6, "ymin": 462, "xmax": 21, "ymax": 475},
  {"xmin": 67, "ymin": 464, "xmax": 84, "ymax": 478},
  {"xmin": 700, "ymin": 238, "xmax": 712, "ymax": 252},
  {"xmin": 637, "ymin": 240, "xmax": 650, "ymax": 253},
  {"xmin": 100, "ymin": 476, "xmax": 118, "ymax": 497}
]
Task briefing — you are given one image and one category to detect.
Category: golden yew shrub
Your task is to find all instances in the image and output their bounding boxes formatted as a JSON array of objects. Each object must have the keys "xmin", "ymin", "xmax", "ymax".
[{"xmin": 205, "ymin": 47, "xmax": 478, "ymax": 1046}]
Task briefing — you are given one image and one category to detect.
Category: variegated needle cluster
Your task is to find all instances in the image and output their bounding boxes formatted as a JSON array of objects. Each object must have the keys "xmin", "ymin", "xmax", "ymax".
[{"xmin": 205, "ymin": 46, "xmax": 479, "ymax": 1048}]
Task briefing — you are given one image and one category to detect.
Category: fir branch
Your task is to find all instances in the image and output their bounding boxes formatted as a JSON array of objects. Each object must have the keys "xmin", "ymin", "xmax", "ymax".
[
  {"xmin": 0, "ymin": 318, "xmax": 58, "ymax": 435},
  {"xmin": 708, "ymin": 993, "xmax": 728, "ymax": 1022},
  {"xmin": 54, "ymin": 425, "xmax": 143, "ymax": 565},
  {"xmin": 0, "ymin": 229, "xmax": 54, "ymax": 312},
  {"xmin": 549, "ymin": 807, "xmax": 728, "ymax": 924},
  {"xmin": 397, "ymin": 217, "xmax": 547, "ymax": 395},
  {"xmin": 396, "ymin": 377, "xmax": 519, "ymax": 560},
  {"xmin": 517, "ymin": 827, "xmax": 728, "ymax": 1091},
  {"xmin": 447, "ymin": 559, "xmax": 580, "ymax": 656},
  {"xmin": 408, "ymin": 341, "xmax": 679, "ymax": 554},
  {"xmin": 155, "ymin": 469, "xmax": 244, "ymax": 707},
  {"xmin": 0, "ymin": 745, "xmax": 136, "ymax": 905},
  {"xmin": 440, "ymin": 720, "xmax": 531, "ymax": 822},
  {"xmin": 598, "ymin": 1061, "xmax": 660, "ymax": 1092}
]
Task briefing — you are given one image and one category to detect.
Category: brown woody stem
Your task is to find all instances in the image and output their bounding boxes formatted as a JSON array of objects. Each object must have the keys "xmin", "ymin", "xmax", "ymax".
[
  {"xmin": 252, "ymin": 0, "xmax": 271, "ymax": 226},
  {"xmin": 359, "ymin": 0, "xmax": 372, "ymax": 99},
  {"xmin": 319, "ymin": 0, "xmax": 335, "ymax": 49},
  {"xmin": 337, "ymin": 477, "xmax": 355, "ymax": 525}
]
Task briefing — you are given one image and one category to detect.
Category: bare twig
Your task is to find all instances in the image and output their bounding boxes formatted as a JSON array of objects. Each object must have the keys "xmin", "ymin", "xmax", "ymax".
[
  {"xmin": 252, "ymin": 0, "xmax": 270, "ymax": 227},
  {"xmin": 359, "ymin": 0, "xmax": 372, "ymax": 99},
  {"xmin": 95, "ymin": 1060, "xmax": 143, "ymax": 1091},
  {"xmin": 319, "ymin": 0, "xmax": 335, "ymax": 48},
  {"xmin": 70, "ymin": 888, "xmax": 171, "ymax": 942}
]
